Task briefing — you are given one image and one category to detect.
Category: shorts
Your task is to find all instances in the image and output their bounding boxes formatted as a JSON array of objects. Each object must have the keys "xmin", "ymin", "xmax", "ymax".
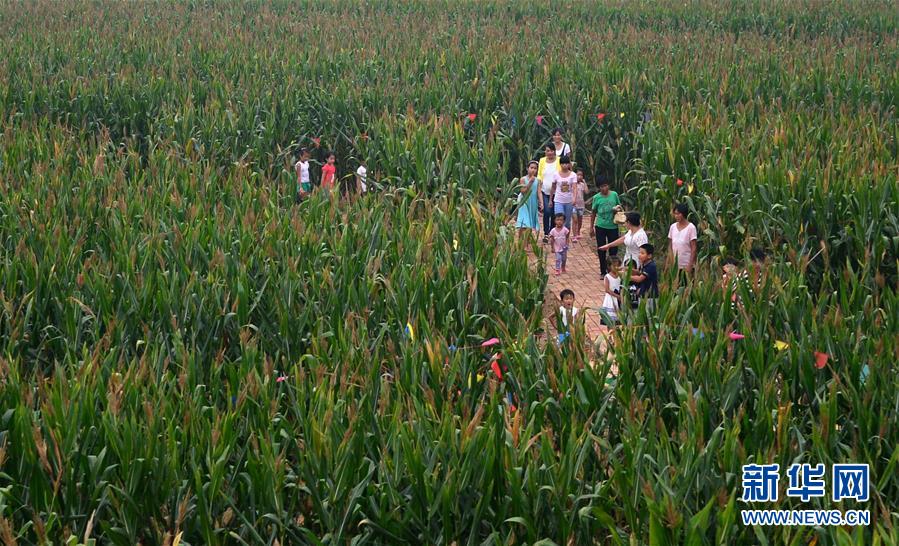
[{"xmin": 574, "ymin": 207, "xmax": 586, "ymax": 217}]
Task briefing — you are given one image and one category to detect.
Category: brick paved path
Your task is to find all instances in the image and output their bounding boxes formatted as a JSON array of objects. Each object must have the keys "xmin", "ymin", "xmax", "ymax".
[
  {"xmin": 540, "ymin": 230, "xmax": 609, "ymax": 343},
  {"xmin": 516, "ymin": 221, "xmax": 617, "ymax": 367}
]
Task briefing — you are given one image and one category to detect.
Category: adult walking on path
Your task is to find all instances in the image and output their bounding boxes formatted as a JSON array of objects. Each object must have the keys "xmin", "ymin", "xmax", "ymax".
[
  {"xmin": 551, "ymin": 128, "xmax": 572, "ymax": 159},
  {"xmin": 537, "ymin": 144, "xmax": 559, "ymax": 243},
  {"xmin": 550, "ymin": 155, "xmax": 577, "ymax": 230},
  {"xmin": 515, "ymin": 160, "xmax": 540, "ymax": 242},
  {"xmin": 590, "ymin": 178, "xmax": 621, "ymax": 276},
  {"xmin": 598, "ymin": 212, "xmax": 648, "ymax": 268}
]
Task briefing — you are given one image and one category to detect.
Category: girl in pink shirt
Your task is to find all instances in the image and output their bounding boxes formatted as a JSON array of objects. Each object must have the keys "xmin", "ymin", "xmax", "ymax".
[{"xmin": 549, "ymin": 213, "xmax": 570, "ymax": 275}]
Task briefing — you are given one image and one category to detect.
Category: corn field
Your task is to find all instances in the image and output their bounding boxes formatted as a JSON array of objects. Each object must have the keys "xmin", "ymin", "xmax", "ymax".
[{"xmin": 0, "ymin": 1, "xmax": 897, "ymax": 544}]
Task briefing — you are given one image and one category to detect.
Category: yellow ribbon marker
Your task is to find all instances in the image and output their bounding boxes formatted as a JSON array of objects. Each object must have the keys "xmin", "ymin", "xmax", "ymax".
[
  {"xmin": 453, "ymin": 239, "xmax": 459, "ymax": 251},
  {"xmin": 619, "ymin": 112, "xmax": 625, "ymax": 118},
  {"xmin": 405, "ymin": 322, "xmax": 415, "ymax": 341},
  {"xmin": 687, "ymin": 182, "xmax": 694, "ymax": 194},
  {"xmin": 774, "ymin": 340, "xmax": 790, "ymax": 351}
]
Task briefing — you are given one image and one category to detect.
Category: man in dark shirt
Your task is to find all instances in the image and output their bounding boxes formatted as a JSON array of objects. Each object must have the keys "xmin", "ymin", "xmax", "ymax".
[{"xmin": 629, "ymin": 243, "xmax": 658, "ymax": 311}]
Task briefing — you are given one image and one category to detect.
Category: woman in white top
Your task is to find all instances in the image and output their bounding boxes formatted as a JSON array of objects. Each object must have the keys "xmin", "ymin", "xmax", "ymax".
[
  {"xmin": 598, "ymin": 211, "xmax": 648, "ymax": 268},
  {"xmin": 551, "ymin": 128, "xmax": 572, "ymax": 159},
  {"xmin": 668, "ymin": 203, "xmax": 697, "ymax": 272}
]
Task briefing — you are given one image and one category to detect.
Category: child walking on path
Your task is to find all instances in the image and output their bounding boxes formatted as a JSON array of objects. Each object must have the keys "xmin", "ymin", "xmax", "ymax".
[
  {"xmin": 600, "ymin": 257, "xmax": 622, "ymax": 326},
  {"xmin": 572, "ymin": 168, "xmax": 587, "ymax": 242},
  {"xmin": 549, "ymin": 213, "xmax": 570, "ymax": 275}
]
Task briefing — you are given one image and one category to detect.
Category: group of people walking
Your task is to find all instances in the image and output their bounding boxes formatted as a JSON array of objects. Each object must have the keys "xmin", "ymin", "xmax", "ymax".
[
  {"xmin": 293, "ymin": 147, "xmax": 368, "ymax": 202},
  {"xmin": 514, "ymin": 128, "xmax": 699, "ymax": 328}
]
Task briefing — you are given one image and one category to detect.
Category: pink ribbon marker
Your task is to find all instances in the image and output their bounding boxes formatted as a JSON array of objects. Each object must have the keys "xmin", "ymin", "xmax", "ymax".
[
  {"xmin": 729, "ymin": 331, "xmax": 745, "ymax": 341},
  {"xmin": 481, "ymin": 338, "xmax": 500, "ymax": 347}
]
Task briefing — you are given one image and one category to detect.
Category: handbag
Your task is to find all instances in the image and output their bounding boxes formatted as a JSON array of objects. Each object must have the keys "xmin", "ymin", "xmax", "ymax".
[{"xmin": 613, "ymin": 205, "xmax": 627, "ymax": 225}]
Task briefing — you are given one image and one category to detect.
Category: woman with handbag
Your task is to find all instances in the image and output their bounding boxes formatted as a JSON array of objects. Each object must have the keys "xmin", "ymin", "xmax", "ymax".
[{"xmin": 590, "ymin": 178, "xmax": 622, "ymax": 276}]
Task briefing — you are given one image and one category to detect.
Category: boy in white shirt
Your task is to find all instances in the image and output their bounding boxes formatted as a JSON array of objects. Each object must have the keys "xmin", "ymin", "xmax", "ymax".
[
  {"xmin": 355, "ymin": 160, "xmax": 368, "ymax": 194},
  {"xmin": 559, "ymin": 289, "xmax": 580, "ymax": 331},
  {"xmin": 293, "ymin": 148, "xmax": 311, "ymax": 202}
]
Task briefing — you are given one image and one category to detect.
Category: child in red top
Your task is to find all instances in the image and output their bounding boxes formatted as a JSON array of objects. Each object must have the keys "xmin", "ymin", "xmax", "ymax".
[{"xmin": 321, "ymin": 152, "xmax": 337, "ymax": 191}]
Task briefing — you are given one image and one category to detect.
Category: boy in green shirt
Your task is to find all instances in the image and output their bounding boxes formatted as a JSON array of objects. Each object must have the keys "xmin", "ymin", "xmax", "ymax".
[{"xmin": 590, "ymin": 179, "xmax": 621, "ymax": 276}]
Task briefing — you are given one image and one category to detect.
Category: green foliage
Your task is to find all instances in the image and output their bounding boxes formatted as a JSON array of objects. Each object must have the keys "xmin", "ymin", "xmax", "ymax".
[{"xmin": 0, "ymin": 0, "xmax": 896, "ymax": 544}]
